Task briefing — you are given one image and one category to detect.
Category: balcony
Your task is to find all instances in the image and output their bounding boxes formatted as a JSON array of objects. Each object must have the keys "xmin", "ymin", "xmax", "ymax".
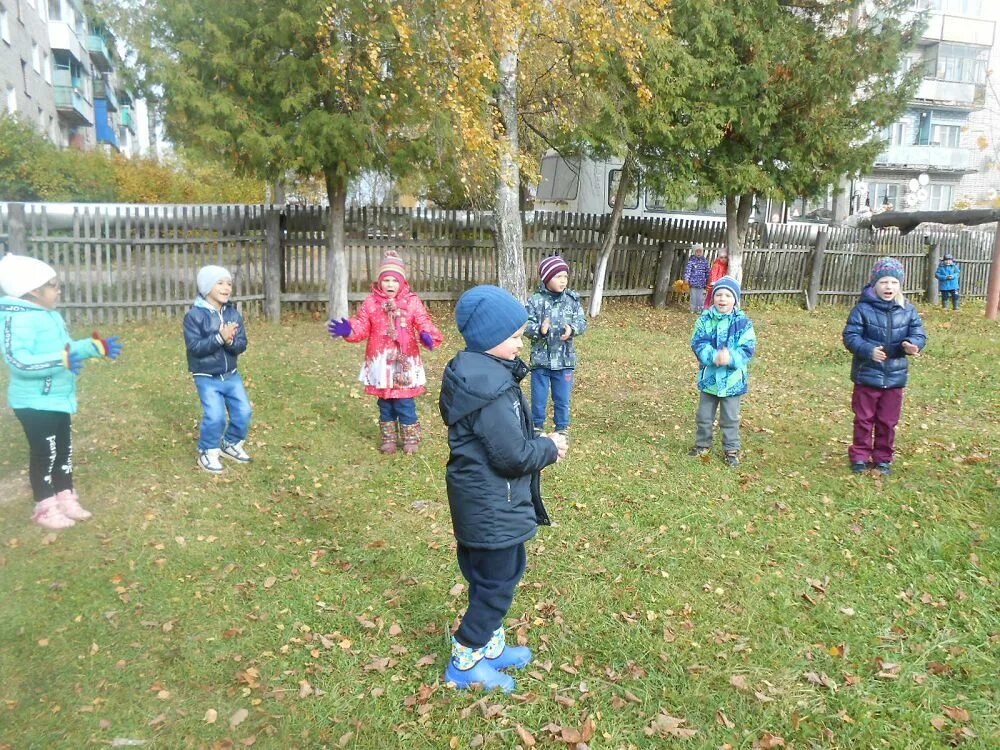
[
  {"xmin": 54, "ymin": 86, "xmax": 94, "ymax": 126},
  {"xmin": 48, "ymin": 21, "xmax": 89, "ymax": 67},
  {"xmin": 914, "ymin": 77, "xmax": 984, "ymax": 109},
  {"xmin": 95, "ymin": 99, "xmax": 120, "ymax": 150},
  {"xmin": 93, "ymin": 78, "xmax": 119, "ymax": 111},
  {"xmin": 921, "ymin": 13, "xmax": 995, "ymax": 48},
  {"xmin": 120, "ymin": 105, "xmax": 134, "ymax": 132},
  {"xmin": 875, "ymin": 144, "xmax": 973, "ymax": 173},
  {"xmin": 88, "ymin": 33, "xmax": 113, "ymax": 72}
]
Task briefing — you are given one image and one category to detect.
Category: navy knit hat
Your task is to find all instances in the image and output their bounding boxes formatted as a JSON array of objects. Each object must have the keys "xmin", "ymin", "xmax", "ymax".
[
  {"xmin": 869, "ymin": 257, "xmax": 905, "ymax": 285},
  {"xmin": 455, "ymin": 285, "xmax": 528, "ymax": 353},
  {"xmin": 712, "ymin": 276, "xmax": 741, "ymax": 306},
  {"xmin": 943, "ymin": 252, "xmax": 954, "ymax": 261}
]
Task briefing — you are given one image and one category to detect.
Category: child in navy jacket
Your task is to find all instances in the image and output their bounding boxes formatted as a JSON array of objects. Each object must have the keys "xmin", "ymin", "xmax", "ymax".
[{"xmin": 439, "ymin": 285, "xmax": 567, "ymax": 693}]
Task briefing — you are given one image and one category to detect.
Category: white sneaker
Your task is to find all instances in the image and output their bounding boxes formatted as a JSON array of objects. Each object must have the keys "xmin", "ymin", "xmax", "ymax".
[
  {"xmin": 198, "ymin": 449, "xmax": 224, "ymax": 473},
  {"xmin": 220, "ymin": 439, "xmax": 252, "ymax": 463}
]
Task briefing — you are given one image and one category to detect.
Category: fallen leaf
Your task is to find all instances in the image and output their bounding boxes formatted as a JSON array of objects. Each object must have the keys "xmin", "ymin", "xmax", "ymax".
[
  {"xmin": 729, "ymin": 674, "xmax": 751, "ymax": 691},
  {"xmin": 229, "ymin": 708, "xmax": 249, "ymax": 728},
  {"xmin": 943, "ymin": 705, "xmax": 970, "ymax": 723},
  {"xmin": 204, "ymin": 708, "xmax": 218, "ymax": 724},
  {"xmin": 716, "ymin": 710, "xmax": 735, "ymax": 729},
  {"xmin": 755, "ymin": 732, "xmax": 785, "ymax": 748},
  {"xmin": 515, "ymin": 723, "xmax": 536, "ymax": 747}
]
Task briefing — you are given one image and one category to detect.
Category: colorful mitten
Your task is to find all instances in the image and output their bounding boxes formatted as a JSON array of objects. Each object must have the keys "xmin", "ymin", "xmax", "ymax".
[
  {"xmin": 91, "ymin": 331, "xmax": 123, "ymax": 359},
  {"xmin": 63, "ymin": 344, "xmax": 84, "ymax": 375},
  {"xmin": 327, "ymin": 318, "xmax": 352, "ymax": 338},
  {"xmin": 419, "ymin": 331, "xmax": 434, "ymax": 350}
]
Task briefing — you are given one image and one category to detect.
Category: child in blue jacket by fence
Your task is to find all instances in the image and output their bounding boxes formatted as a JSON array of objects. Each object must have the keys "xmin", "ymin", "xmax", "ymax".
[
  {"xmin": 0, "ymin": 254, "xmax": 123, "ymax": 529},
  {"xmin": 689, "ymin": 276, "xmax": 757, "ymax": 467},
  {"xmin": 439, "ymin": 285, "xmax": 567, "ymax": 693},
  {"xmin": 934, "ymin": 253, "xmax": 960, "ymax": 310},
  {"xmin": 183, "ymin": 265, "xmax": 253, "ymax": 473}
]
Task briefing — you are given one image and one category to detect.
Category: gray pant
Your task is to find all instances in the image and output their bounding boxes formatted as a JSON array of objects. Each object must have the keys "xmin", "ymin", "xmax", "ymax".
[
  {"xmin": 695, "ymin": 392, "xmax": 742, "ymax": 452},
  {"xmin": 689, "ymin": 287, "xmax": 707, "ymax": 311}
]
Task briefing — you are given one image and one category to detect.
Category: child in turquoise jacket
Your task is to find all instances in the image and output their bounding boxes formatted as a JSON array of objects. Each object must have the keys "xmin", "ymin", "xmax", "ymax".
[
  {"xmin": 0, "ymin": 254, "xmax": 122, "ymax": 529},
  {"xmin": 689, "ymin": 276, "xmax": 756, "ymax": 467}
]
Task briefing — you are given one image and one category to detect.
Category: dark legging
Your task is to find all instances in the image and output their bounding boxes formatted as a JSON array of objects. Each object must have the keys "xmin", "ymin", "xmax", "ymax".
[{"xmin": 13, "ymin": 408, "xmax": 73, "ymax": 502}]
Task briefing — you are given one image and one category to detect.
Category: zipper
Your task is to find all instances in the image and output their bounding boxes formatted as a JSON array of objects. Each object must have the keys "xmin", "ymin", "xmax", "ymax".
[{"xmin": 506, "ymin": 480, "xmax": 511, "ymax": 503}]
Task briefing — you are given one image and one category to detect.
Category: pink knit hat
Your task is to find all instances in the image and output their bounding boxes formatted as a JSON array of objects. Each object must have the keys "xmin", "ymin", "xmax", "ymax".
[
  {"xmin": 377, "ymin": 250, "xmax": 406, "ymax": 283},
  {"xmin": 539, "ymin": 255, "xmax": 569, "ymax": 284}
]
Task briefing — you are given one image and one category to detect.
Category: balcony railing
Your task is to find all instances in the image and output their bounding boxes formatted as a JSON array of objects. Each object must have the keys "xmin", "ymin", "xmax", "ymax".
[
  {"xmin": 93, "ymin": 78, "xmax": 119, "ymax": 111},
  {"xmin": 921, "ymin": 13, "xmax": 995, "ymax": 47},
  {"xmin": 48, "ymin": 21, "xmax": 89, "ymax": 66},
  {"xmin": 88, "ymin": 33, "xmax": 113, "ymax": 72},
  {"xmin": 120, "ymin": 105, "xmax": 134, "ymax": 131},
  {"xmin": 54, "ymin": 86, "xmax": 94, "ymax": 126},
  {"xmin": 914, "ymin": 77, "xmax": 984, "ymax": 108},
  {"xmin": 875, "ymin": 144, "xmax": 973, "ymax": 172}
]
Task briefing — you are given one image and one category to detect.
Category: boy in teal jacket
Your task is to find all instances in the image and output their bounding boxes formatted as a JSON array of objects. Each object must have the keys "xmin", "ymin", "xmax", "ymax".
[
  {"xmin": 0, "ymin": 254, "xmax": 122, "ymax": 529},
  {"xmin": 689, "ymin": 276, "xmax": 756, "ymax": 467}
]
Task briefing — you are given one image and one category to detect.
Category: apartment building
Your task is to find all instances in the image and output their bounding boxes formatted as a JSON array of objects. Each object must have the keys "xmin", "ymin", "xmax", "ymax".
[
  {"xmin": 0, "ymin": 0, "xmax": 141, "ymax": 155},
  {"xmin": 867, "ymin": 0, "xmax": 1000, "ymax": 211}
]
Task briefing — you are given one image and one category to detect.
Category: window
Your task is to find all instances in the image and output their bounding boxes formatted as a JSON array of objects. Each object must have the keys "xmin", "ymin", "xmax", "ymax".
[
  {"xmin": 0, "ymin": 8, "xmax": 8, "ymax": 44},
  {"xmin": 47, "ymin": 0, "xmax": 58, "ymax": 21},
  {"xmin": 20, "ymin": 58, "xmax": 29, "ymax": 95},
  {"xmin": 5, "ymin": 85, "xmax": 15, "ymax": 113},
  {"xmin": 930, "ymin": 123, "xmax": 962, "ymax": 148},
  {"xmin": 536, "ymin": 155, "xmax": 580, "ymax": 201},
  {"xmin": 871, "ymin": 183, "xmax": 902, "ymax": 210},
  {"xmin": 926, "ymin": 43, "xmax": 989, "ymax": 85},
  {"xmin": 37, "ymin": 105, "xmax": 43, "ymax": 129},
  {"xmin": 928, "ymin": 185, "xmax": 953, "ymax": 211},
  {"xmin": 882, "ymin": 122, "xmax": 909, "ymax": 146},
  {"xmin": 42, "ymin": 51, "xmax": 50, "ymax": 83},
  {"xmin": 31, "ymin": 41, "xmax": 39, "ymax": 73},
  {"xmin": 926, "ymin": 0, "xmax": 984, "ymax": 14},
  {"xmin": 608, "ymin": 169, "xmax": 639, "ymax": 210}
]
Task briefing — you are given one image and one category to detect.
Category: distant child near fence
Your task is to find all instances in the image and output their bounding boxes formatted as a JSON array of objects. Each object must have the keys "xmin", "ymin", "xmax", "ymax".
[
  {"xmin": 0, "ymin": 254, "xmax": 123, "ymax": 528},
  {"xmin": 843, "ymin": 258, "xmax": 927, "ymax": 476},
  {"xmin": 935, "ymin": 252, "xmax": 961, "ymax": 310},
  {"xmin": 525, "ymin": 255, "xmax": 587, "ymax": 437},
  {"xmin": 184, "ymin": 265, "xmax": 253, "ymax": 473},
  {"xmin": 683, "ymin": 244, "xmax": 710, "ymax": 312},
  {"xmin": 704, "ymin": 247, "xmax": 730, "ymax": 309},
  {"xmin": 327, "ymin": 251, "xmax": 443, "ymax": 454},
  {"xmin": 689, "ymin": 277, "xmax": 756, "ymax": 467},
  {"xmin": 439, "ymin": 285, "xmax": 567, "ymax": 693}
]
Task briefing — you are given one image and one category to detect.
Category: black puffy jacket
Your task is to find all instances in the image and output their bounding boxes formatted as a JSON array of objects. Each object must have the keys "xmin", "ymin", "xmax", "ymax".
[
  {"xmin": 843, "ymin": 287, "xmax": 927, "ymax": 389},
  {"xmin": 183, "ymin": 298, "xmax": 248, "ymax": 376},
  {"xmin": 439, "ymin": 351, "xmax": 558, "ymax": 549}
]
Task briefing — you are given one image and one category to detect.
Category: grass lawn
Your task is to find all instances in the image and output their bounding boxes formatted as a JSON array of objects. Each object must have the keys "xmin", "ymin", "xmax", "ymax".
[{"xmin": 0, "ymin": 301, "xmax": 997, "ymax": 750}]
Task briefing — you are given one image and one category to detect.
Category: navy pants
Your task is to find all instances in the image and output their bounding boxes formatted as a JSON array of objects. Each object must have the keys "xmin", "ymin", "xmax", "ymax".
[
  {"xmin": 940, "ymin": 290, "xmax": 959, "ymax": 309},
  {"xmin": 377, "ymin": 397, "xmax": 417, "ymax": 425},
  {"xmin": 454, "ymin": 543, "xmax": 526, "ymax": 649}
]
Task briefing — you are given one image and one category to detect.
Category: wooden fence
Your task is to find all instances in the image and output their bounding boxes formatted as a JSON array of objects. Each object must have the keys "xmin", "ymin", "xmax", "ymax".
[{"xmin": 0, "ymin": 202, "xmax": 995, "ymax": 323}]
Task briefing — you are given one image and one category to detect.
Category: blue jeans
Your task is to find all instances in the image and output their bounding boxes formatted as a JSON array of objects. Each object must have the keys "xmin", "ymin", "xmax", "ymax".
[
  {"xmin": 377, "ymin": 397, "xmax": 418, "ymax": 425},
  {"xmin": 530, "ymin": 367, "xmax": 574, "ymax": 431},
  {"xmin": 194, "ymin": 372, "xmax": 253, "ymax": 451}
]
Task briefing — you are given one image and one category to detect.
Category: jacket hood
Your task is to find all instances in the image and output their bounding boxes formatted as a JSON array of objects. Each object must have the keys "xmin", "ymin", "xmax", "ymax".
[
  {"xmin": 0, "ymin": 296, "xmax": 48, "ymax": 327},
  {"xmin": 440, "ymin": 351, "xmax": 528, "ymax": 425}
]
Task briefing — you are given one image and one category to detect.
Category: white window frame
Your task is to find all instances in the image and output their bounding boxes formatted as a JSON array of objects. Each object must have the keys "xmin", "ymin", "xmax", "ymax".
[
  {"xmin": 0, "ymin": 8, "xmax": 9, "ymax": 45},
  {"xmin": 5, "ymin": 85, "xmax": 16, "ymax": 113},
  {"xmin": 42, "ymin": 50, "xmax": 50, "ymax": 84},
  {"xmin": 31, "ymin": 41, "xmax": 40, "ymax": 74}
]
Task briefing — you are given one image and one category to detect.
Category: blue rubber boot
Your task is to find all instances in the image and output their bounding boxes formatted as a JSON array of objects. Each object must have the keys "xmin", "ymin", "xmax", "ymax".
[
  {"xmin": 483, "ymin": 627, "xmax": 532, "ymax": 671},
  {"xmin": 444, "ymin": 637, "xmax": 515, "ymax": 693}
]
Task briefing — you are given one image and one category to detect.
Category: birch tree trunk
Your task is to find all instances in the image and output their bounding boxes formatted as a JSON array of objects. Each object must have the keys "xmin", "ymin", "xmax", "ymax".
[
  {"xmin": 590, "ymin": 150, "xmax": 637, "ymax": 317},
  {"xmin": 724, "ymin": 192, "xmax": 754, "ymax": 283},
  {"xmin": 325, "ymin": 169, "xmax": 350, "ymax": 320},
  {"xmin": 494, "ymin": 42, "xmax": 527, "ymax": 301}
]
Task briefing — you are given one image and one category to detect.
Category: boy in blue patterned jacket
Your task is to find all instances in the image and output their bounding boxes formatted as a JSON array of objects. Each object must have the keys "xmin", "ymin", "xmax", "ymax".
[
  {"xmin": 689, "ymin": 276, "xmax": 757, "ymax": 467},
  {"xmin": 525, "ymin": 255, "xmax": 587, "ymax": 437}
]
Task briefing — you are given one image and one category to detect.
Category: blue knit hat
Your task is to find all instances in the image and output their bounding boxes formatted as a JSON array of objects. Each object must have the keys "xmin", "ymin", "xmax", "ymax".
[
  {"xmin": 712, "ymin": 276, "xmax": 741, "ymax": 306},
  {"xmin": 455, "ymin": 285, "xmax": 528, "ymax": 353},
  {"xmin": 869, "ymin": 257, "xmax": 905, "ymax": 285}
]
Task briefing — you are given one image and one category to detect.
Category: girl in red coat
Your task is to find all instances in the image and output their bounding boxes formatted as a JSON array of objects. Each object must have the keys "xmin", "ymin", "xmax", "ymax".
[
  {"xmin": 704, "ymin": 247, "xmax": 730, "ymax": 309},
  {"xmin": 328, "ymin": 251, "xmax": 443, "ymax": 454}
]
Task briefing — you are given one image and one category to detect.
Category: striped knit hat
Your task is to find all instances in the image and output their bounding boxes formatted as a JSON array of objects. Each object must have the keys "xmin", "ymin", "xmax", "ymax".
[
  {"xmin": 869, "ymin": 257, "xmax": 905, "ymax": 285},
  {"xmin": 539, "ymin": 255, "xmax": 570, "ymax": 285},
  {"xmin": 377, "ymin": 250, "xmax": 406, "ymax": 283}
]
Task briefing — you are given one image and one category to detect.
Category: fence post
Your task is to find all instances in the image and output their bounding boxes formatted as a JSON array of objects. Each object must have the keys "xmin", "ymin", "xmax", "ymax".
[
  {"xmin": 651, "ymin": 243, "xmax": 677, "ymax": 308},
  {"xmin": 7, "ymin": 202, "xmax": 27, "ymax": 254},
  {"xmin": 925, "ymin": 241, "xmax": 939, "ymax": 305},
  {"xmin": 263, "ymin": 208, "xmax": 282, "ymax": 322},
  {"xmin": 805, "ymin": 229, "xmax": 829, "ymax": 311}
]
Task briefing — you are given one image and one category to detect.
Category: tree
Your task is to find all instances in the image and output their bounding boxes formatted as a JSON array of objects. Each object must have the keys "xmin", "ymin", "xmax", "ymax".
[
  {"xmin": 652, "ymin": 0, "xmax": 922, "ymax": 281},
  {"xmin": 384, "ymin": 0, "xmax": 672, "ymax": 299},
  {"xmin": 110, "ymin": 0, "xmax": 429, "ymax": 318}
]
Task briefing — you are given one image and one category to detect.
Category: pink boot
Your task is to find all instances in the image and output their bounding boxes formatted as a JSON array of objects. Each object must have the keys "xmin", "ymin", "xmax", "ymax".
[
  {"xmin": 32, "ymin": 497, "xmax": 76, "ymax": 530},
  {"xmin": 56, "ymin": 489, "xmax": 93, "ymax": 521}
]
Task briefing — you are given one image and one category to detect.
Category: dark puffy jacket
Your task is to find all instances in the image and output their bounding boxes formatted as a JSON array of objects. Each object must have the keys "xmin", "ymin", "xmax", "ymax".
[
  {"xmin": 843, "ymin": 288, "xmax": 927, "ymax": 389},
  {"xmin": 183, "ymin": 298, "xmax": 248, "ymax": 376},
  {"xmin": 439, "ymin": 351, "xmax": 559, "ymax": 549}
]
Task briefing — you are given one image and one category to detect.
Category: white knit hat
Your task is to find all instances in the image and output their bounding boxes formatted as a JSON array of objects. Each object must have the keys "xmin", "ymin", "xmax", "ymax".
[
  {"xmin": 0, "ymin": 254, "xmax": 57, "ymax": 298},
  {"xmin": 196, "ymin": 265, "xmax": 232, "ymax": 296}
]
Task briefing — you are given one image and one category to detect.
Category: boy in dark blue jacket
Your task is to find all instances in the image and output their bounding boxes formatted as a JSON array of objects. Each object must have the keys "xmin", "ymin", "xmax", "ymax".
[
  {"xmin": 183, "ymin": 265, "xmax": 253, "ymax": 473},
  {"xmin": 439, "ymin": 285, "xmax": 567, "ymax": 693},
  {"xmin": 843, "ymin": 258, "xmax": 927, "ymax": 476}
]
